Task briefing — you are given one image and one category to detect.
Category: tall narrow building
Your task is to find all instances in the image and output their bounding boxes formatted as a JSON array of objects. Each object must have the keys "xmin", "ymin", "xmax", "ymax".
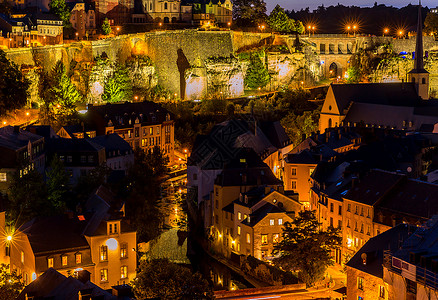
[{"xmin": 408, "ymin": 1, "xmax": 429, "ymax": 100}]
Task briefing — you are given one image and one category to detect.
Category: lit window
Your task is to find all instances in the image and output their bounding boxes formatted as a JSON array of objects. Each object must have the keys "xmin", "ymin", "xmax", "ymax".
[
  {"xmin": 0, "ymin": 173, "xmax": 6, "ymax": 182},
  {"xmin": 269, "ymin": 219, "xmax": 274, "ymax": 226},
  {"xmin": 273, "ymin": 234, "xmax": 279, "ymax": 243},
  {"xmin": 237, "ymin": 226, "xmax": 241, "ymax": 235},
  {"xmin": 121, "ymin": 266, "xmax": 127, "ymax": 279},
  {"xmin": 100, "ymin": 269, "xmax": 108, "ymax": 282},
  {"xmin": 278, "ymin": 218, "xmax": 283, "ymax": 226},
  {"xmin": 246, "ymin": 233, "xmax": 250, "ymax": 244},
  {"xmin": 309, "ymin": 168, "xmax": 315, "ymax": 176},
  {"xmin": 100, "ymin": 246, "xmax": 108, "ymax": 261},
  {"xmin": 149, "ymin": 127, "xmax": 153, "ymax": 135},
  {"xmin": 48, "ymin": 257, "xmax": 53, "ymax": 268},
  {"xmin": 238, "ymin": 212, "xmax": 242, "ymax": 220},
  {"xmin": 357, "ymin": 277, "xmax": 363, "ymax": 290},
  {"xmin": 261, "ymin": 234, "xmax": 268, "ymax": 245},
  {"xmin": 62, "ymin": 256, "xmax": 68, "ymax": 266},
  {"xmin": 120, "ymin": 243, "xmax": 127, "ymax": 259},
  {"xmin": 76, "ymin": 253, "xmax": 82, "ymax": 264},
  {"xmin": 379, "ymin": 285, "xmax": 386, "ymax": 298},
  {"xmin": 21, "ymin": 251, "xmax": 24, "ymax": 264}
]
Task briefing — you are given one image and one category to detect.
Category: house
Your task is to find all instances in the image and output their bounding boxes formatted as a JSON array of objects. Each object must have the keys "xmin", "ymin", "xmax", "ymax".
[
  {"xmin": 9, "ymin": 186, "xmax": 137, "ymax": 290},
  {"xmin": 189, "ymin": 0, "xmax": 232, "ymax": 26},
  {"xmin": 383, "ymin": 216, "xmax": 438, "ymax": 299},
  {"xmin": 346, "ymin": 223, "xmax": 415, "ymax": 300},
  {"xmin": 319, "ymin": 4, "xmax": 438, "ymax": 133},
  {"xmin": 57, "ymin": 124, "xmax": 97, "ymax": 139},
  {"xmin": 142, "ymin": 0, "xmax": 192, "ymax": 23},
  {"xmin": 93, "ymin": 0, "xmax": 134, "ymax": 26},
  {"xmin": 68, "ymin": 1, "xmax": 96, "ymax": 39},
  {"xmin": 0, "ymin": 126, "xmax": 45, "ymax": 191},
  {"xmin": 18, "ymin": 268, "xmax": 120, "ymax": 300},
  {"xmin": 46, "ymin": 138, "xmax": 106, "ymax": 183},
  {"xmin": 86, "ymin": 101, "xmax": 175, "ymax": 163},
  {"xmin": 91, "ymin": 133, "xmax": 134, "ymax": 173}
]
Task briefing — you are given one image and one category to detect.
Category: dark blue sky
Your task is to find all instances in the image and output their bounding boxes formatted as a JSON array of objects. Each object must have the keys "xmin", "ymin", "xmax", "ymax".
[{"xmin": 266, "ymin": 0, "xmax": 436, "ymax": 12}]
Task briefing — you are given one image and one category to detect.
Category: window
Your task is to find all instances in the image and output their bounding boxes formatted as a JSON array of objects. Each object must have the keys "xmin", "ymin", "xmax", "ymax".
[
  {"xmin": 0, "ymin": 173, "xmax": 6, "ymax": 182},
  {"xmin": 238, "ymin": 212, "xmax": 242, "ymax": 220},
  {"xmin": 76, "ymin": 253, "xmax": 82, "ymax": 264},
  {"xmin": 48, "ymin": 257, "xmax": 53, "ymax": 268},
  {"xmin": 379, "ymin": 285, "xmax": 386, "ymax": 298},
  {"xmin": 164, "ymin": 2, "xmax": 168, "ymax": 9},
  {"xmin": 246, "ymin": 233, "xmax": 250, "ymax": 244},
  {"xmin": 149, "ymin": 127, "xmax": 153, "ymax": 135},
  {"xmin": 357, "ymin": 277, "xmax": 363, "ymax": 290},
  {"xmin": 269, "ymin": 219, "xmax": 275, "ymax": 226},
  {"xmin": 215, "ymin": 199, "xmax": 218, "ymax": 209},
  {"xmin": 121, "ymin": 266, "xmax": 127, "ymax": 279},
  {"xmin": 88, "ymin": 155, "xmax": 94, "ymax": 163},
  {"xmin": 120, "ymin": 243, "xmax": 127, "ymax": 259},
  {"xmin": 62, "ymin": 255, "xmax": 68, "ymax": 266},
  {"xmin": 100, "ymin": 246, "xmax": 108, "ymax": 261},
  {"xmin": 21, "ymin": 251, "xmax": 24, "ymax": 264},
  {"xmin": 338, "ymin": 205, "xmax": 342, "ymax": 215},
  {"xmin": 330, "ymin": 203, "xmax": 334, "ymax": 212},
  {"xmin": 80, "ymin": 155, "xmax": 86, "ymax": 163},
  {"xmin": 261, "ymin": 234, "xmax": 268, "ymax": 245},
  {"xmin": 278, "ymin": 218, "xmax": 283, "ymax": 226},
  {"xmin": 291, "ymin": 180, "xmax": 297, "ymax": 190},
  {"xmin": 347, "ymin": 204, "xmax": 351, "ymax": 212},
  {"xmin": 291, "ymin": 168, "xmax": 297, "ymax": 176},
  {"xmin": 114, "ymin": 223, "xmax": 118, "ymax": 233},
  {"xmin": 273, "ymin": 234, "xmax": 279, "ymax": 243},
  {"xmin": 338, "ymin": 220, "xmax": 342, "ymax": 228},
  {"xmin": 309, "ymin": 168, "xmax": 314, "ymax": 176},
  {"xmin": 156, "ymin": 127, "xmax": 160, "ymax": 134},
  {"xmin": 67, "ymin": 156, "xmax": 73, "ymax": 163},
  {"xmin": 237, "ymin": 226, "xmax": 241, "ymax": 235},
  {"xmin": 109, "ymin": 224, "xmax": 113, "ymax": 234},
  {"xmin": 100, "ymin": 269, "xmax": 108, "ymax": 282},
  {"xmin": 330, "ymin": 217, "xmax": 333, "ymax": 227}
]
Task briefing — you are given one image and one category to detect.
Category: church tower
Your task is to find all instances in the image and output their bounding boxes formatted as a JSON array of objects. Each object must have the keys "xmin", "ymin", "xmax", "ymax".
[{"xmin": 408, "ymin": 1, "xmax": 429, "ymax": 100}]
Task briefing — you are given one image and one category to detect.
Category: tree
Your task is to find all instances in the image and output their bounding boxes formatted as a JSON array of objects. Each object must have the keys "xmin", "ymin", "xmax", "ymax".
[
  {"xmin": 281, "ymin": 110, "xmax": 319, "ymax": 147},
  {"xmin": 345, "ymin": 66, "xmax": 360, "ymax": 83},
  {"xmin": 49, "ymin": 0, "xmax": 71, "ymax": 27},
  {"xmin": 8, "ymin": 169, "xmax": 48, "ymax": 224},
  {"xmin": 102, "ymin": 18, "xmax": 112, "ymax": 35},
  {"xmin": 244, "ymin": 54, "xmax": 270, "ymax": 89},
  {"xmin": 0, "ymin": 50, "xmax": 29, "ymax": 116},
  {"xmin": 425, "ymin": 12, "xmax": 438, "ymax": 38},
  {"xmin": 232, "ymin": 0, "xmax": 267, "ymax": 27},
  {"xmin": 0, "ymin": 264, "xmax": 24, "ymax": 300},
  {"xmin": 0, "ymin": 0, "xmax": 12, "ymax": 15},
  {"xmin": 273, "ymin": 210, "xmax": 342, "ymax": 287},
  {"xmin": 101, "ymin": 66, "xmax": 132, "ymax": 103},
  {"xmin": 267, "ymin": 5, "xmax": 304, "ymax": 34},
  {"xmin": 41, "ymin": 61, "xmax": 82, "ymax": 129},
  {"xmin": 132, "ymin": 259, "xmax": 213, "ymax": 300},
  {"xmin": 46, "ymin": 155, "xmax": 70, "ymax": 212}
]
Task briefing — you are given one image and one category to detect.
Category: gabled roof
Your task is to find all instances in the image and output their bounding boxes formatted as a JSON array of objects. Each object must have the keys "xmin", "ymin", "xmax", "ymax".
[
  {"xmin": 241, "ymin": 202, "xmax": 284, "ymax": 227},
  {"xmin": 346, "ymin": 224, "xmax": 415, "ymax": 279},
  {"xmin": 0, "ymin": 126, "xmax": 43, "ymax": 151},
  {"xmin": 91, "ymin": 133, "xmax": 132, "ymax": 155}
]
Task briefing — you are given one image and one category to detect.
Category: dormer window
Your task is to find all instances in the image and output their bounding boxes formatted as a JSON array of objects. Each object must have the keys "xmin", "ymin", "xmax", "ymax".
[{"xmin": 108, "ymin": 221, "xmax": 120, "ymax": 235}]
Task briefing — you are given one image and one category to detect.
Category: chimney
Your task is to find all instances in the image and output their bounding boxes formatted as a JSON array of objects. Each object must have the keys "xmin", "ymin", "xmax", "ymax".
[{"xmin": 77, "ymin": 270, "xmax": 91, "ymax": 284}]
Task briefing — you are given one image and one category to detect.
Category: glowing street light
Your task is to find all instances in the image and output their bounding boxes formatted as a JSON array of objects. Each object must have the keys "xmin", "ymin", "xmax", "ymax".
[
  {"xmin": 383, "ymin": 28, "xmax": 389, "ymax": 36},
  {"xmin": 353, "ymin": 24, "xmax": 358, "ymax": 36},
  {"xmin": 346, "ymin": 25, "xmax": 351, "ymax": 36},
  {"xmin": 398, "ymin": 30, "xmax": 404, "ymax": 39},
  {"xmin": 6, "ymin": 235, "xmax": 12, "ymax": 242}
]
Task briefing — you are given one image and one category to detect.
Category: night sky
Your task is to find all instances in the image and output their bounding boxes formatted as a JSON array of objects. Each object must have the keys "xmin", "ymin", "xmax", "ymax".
[{"xmin": 267, "ymin": 0, "xmax": 436, "ymax": 12}]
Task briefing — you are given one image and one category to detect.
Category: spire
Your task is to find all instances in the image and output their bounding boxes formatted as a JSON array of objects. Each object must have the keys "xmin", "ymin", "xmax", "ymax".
[{"xmin": 413, "ymin": 0, "xmax": 425, "ymax": 72}]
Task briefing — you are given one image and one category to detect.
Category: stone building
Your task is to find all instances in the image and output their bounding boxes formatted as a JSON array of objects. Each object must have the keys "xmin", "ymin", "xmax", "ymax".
[
  {"xmin": 86, "ymin": 101, "xmax": 175, "ymax": 163},
  {"xmin": 68, "ymin": 1, "xmax": 96, "ymax": 39},
  {"xmin": 142, "ymin": 0, "xmax": 192, "ymax": 23},
  {"xmin": 8, "ymin": 186, "xmax": 137, "ymax": 290},
  {"xmin": 346, "ymin": 223, "xmax": 415, "ymax": 300}
]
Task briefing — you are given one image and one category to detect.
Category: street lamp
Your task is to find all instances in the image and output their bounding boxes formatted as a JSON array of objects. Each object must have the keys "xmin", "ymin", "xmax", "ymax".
[
  {"xmin": 383, "ymin": 28, "xmax": 389, "ymax": 36},
  {"xmin": 398, "ymin": 30, "xmax": 404, "ymax": 39},
  {"xmin": 307, "ymin": 25, "xmax": 311, "ymax": 37},
  {"xmin": 346, "ymin": 25, "xmax": 351, "ymax": 36},
  {"xmin": 353, "ymin": 24, "xmax": 357, "ymax": 36},
  {"xmin": 75, "ymin": 32, "xmax": 79, "ymax": 40}
]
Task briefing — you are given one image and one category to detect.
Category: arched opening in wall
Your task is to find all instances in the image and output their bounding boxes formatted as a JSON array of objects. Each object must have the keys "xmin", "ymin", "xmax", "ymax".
[
  {"xmin": 347, "ymin": 42, "xmax": 353, "ymax": 54},
  {"xmin": 329, "ymin": 43, "xmax": 335, "ymax": 54},
  {"xmin": 338, "ymin": 43, "xmax": 344, "ymax": 54},
  {"xmin": 320, "ymin": 44, "xmax": 326, "ymax": 54},
  {"xmin": 155, "ymin": 17, "xmax": 162, "ymax": 23},
  {"xmin": 328, "ymin": 118, "xmax": 332, "ymax": 128},
  {"xmin": 171, "ymin": 17, "xmax": 177, "ymax": 23},
  {"xmin": 164, "ymin": 17, "xmax": 170, "ymax": 23},
  {"xmin": 328, "ymin": 62, "xmax": 339, "ymax": 78}
]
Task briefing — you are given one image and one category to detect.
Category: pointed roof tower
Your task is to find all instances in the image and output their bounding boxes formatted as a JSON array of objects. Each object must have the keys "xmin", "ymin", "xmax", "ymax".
[{"xmin": 408, "ymin": 0, "xmax": 429, "ymax": 100}]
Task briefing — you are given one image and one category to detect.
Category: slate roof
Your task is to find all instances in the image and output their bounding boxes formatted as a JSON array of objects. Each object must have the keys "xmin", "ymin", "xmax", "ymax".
[
  {"xmin": 330, "ymin": 83, "xmax": 420, "ymax": 113},
  {"xmin": 241, "ymin": 202, "xmax": 283, "ymax": 227},
  {"xmin": 91, "ymin": 133, "xmax": 132, "ymax": 156},
  {"xmin": 0, "ymin": 126, "xmax": 43, "ymax": 150},
  {"xmin": 344, "ymin": 169, "xmax": 404, "ymax": 206},
  {"xmin": 346, "ymin": 224, "xmax": 415, "ymax": 279},
  {"xmin": 26, "ymin": 125, "xmax": 57, "ymax": 139},
  {"xmin": 259, "ymin": 121, "xmax": 291, "ymax": 149},
  {"xmin": 285, "ymin": 149, "xmax": 318, "ymax": 165}
]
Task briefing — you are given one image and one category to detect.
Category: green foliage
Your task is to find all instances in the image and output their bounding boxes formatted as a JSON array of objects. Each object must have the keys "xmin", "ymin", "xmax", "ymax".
[
  {"xmin": 281, "ymin": 110, "xmax": 319, "ymax": 147},
  {"xmin": 273, "ymin": 210, "xmax": 342, "ymax": 287},
  {"xmin": 267, "ymin": 5, "xmax": 304, "ymax": 34},
  {"xmin": 345, "ymin": 66, "xmax": 360, "ymax": 83},
  {"xmin": 425, "ymin": 12, "xmax": 438, "ymax": 38},
  {"xmin": 232, "ymin": 0, "xmax": 267, "ymax": 26},
  {"xmin": 132, "ymin": 259, "xmax": 213, "ymax": 300},
  {"xmin": 102, "ymin": 18, "xmax": 112, "ymax": 35},
  {"xmin": 8, "ymin": 169, "xmax": 48, "ymax": 223},
  {"xmin": 200, "ymin": 97, "xmax": 227, "ymax": 114},
  {"xmin": 101, "ymin": 66, "xmax": 133, "ymax": 103},
  {"xmin": 40, "ymin": 61, "xmax": 82, "ymax": 129},
  {"xmin": 46, "ymin": 155, "xmax": 70, "ymax": 212},
  {"xmin": 0, "ymin": 264, "xmax": 24, "ymax": 300},
  {"xmin": 48, "ymin": 0, "xmax": 71, "ymax": 27},
  {"xmin": 0, "ymin": 50, "xmax": 29, "ymax": 116},
  {"xmin": 244, "ymin": 54, "xmax": 270, "ymax": 89},
  {"xmin": 126, "ymin": 147, "xmax": 168, "ymax": 242}
]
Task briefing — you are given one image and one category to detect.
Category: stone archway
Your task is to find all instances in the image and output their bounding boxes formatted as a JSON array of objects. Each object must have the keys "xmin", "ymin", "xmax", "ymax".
[{"xmin": 328, "ymin": 61, "xmax": 343, "ymax": 78}]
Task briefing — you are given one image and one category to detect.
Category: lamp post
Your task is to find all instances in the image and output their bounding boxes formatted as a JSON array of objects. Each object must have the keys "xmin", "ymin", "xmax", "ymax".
[
  {"xmin": 398, "ymin": 30, "xmax": 403, "ymax": 39},
  {"xmin": 307, "ymin": 25, "xmax": 311, "ymax": 37},
  {"xmin": 346, "ymin": 25, "xmax": 351, "ymax": 37},
  {"xmin": 383, "ymin": 28, "xmax": 389, "ymax": 37},
  {"xmin": 353, "ymin": 24, "xmax": 357, "ymax": 37}
]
